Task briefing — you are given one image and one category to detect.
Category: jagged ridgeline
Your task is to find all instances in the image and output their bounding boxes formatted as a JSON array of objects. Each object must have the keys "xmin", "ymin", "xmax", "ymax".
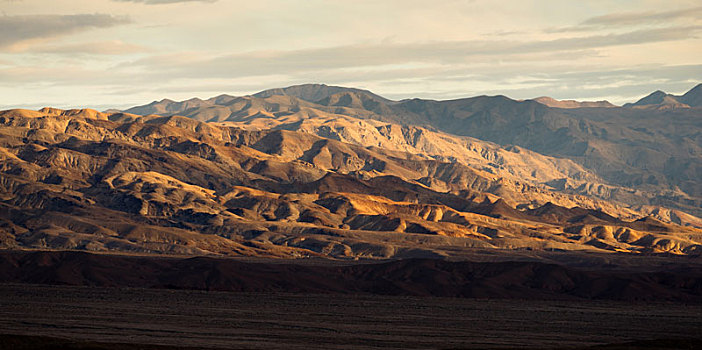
[{"xmin": 1, "ymin": 83, "xmax": 702, "ymax": 258}]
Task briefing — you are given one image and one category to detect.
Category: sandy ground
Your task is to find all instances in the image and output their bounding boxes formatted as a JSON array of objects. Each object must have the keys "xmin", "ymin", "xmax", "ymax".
[{"xmin": 1, "ymin": 284, "xmax": 700, "ymax": 350}]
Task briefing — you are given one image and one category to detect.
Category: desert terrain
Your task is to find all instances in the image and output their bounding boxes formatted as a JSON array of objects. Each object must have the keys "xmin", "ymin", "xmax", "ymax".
[
  {"xmin": 2, "ymin": 84, "xmax": 702, "ymax": 259},
  {"xmin": 2, "ymin": 84, "xmax": 702, "ymax": 349},
  {"xmin": 2, "ymin": 282, "xmax": 701, "ymax": 349},
  {"xmin": 3, "ymin": 0, "xmax": 702, "ymax": 348}
]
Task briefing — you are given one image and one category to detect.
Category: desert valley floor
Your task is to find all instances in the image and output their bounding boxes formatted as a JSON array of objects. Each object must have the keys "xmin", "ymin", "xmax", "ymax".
[
  {"xmin": 1, "ymin": 250, "xmax": 701, "ymax": 349},
  {"xmin": 1, "ymin": 283, "xmax": 701, "ymax": 350}
]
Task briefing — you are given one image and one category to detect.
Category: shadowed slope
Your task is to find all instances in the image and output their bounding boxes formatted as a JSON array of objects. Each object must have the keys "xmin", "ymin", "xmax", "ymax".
[{"xmin": 1, "ymin": 250, "xmax": 701, "ymax": 302}]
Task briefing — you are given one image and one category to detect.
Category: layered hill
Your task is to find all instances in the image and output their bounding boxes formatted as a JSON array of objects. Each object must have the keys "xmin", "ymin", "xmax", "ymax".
[
  {"xmin": 124, "ymin": 83, "xmax": 702, "ymax": 220},
  {"xmin": 1, "ymin": 107, "xmax": 701, "ymax": 259}
]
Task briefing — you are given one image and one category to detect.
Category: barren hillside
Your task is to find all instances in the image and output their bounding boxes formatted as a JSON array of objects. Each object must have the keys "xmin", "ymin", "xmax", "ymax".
[{"xmin": 1, "ymin": 106, "xmax": 701, "ymax": 258}]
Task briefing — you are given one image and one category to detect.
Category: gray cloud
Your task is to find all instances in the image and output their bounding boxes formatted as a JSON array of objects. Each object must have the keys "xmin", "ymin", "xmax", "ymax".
[
  {"xmin": 456, "ymin": 65, "xmax": 702, "ymax": 102},
  {"xmin": 32, "ymin": 41, "xmax": 148, "ymax": 55},
  {"xmin": 550, "ymin": 6, "xmax": 702, "ymax": 32},
  {"xmin": 583, "ymin": 6, "xmax": 702, "ymax": 26},
  {"xmin": 525, "ymin": 25, "xmax": 701, "ymax": 52},
  {"xmin": 113, "ymin": 0, "xmax": 216, "ymax": 4},
  {"xmin": 98, "ymin": 24, "xmax": 699, "ymax": 106},
  {"xmin": 2, "ymin": 23, "xmax": 697, "ymax": 103},
  {"xmin": 1, "ymin": 59, "xmax": 699, "ymax": 108},
  {"xmin": 127, "ymin": 26, "xmax": 701, "ymax": 80},
  {"xmin": 0, "ymin": 14, "xmax": 131, "ymax": 49}
]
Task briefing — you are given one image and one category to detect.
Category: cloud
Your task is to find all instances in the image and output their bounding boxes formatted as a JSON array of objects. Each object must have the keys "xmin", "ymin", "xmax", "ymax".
[
  {"xmin": 1, "ymin": 3, "xmax": 699, "ymax": 109},
  {"xmin": 582, "ymin": 6, "xmax": 702, "ymax": 27},
  {"xmin": 551, "ymin": 6, "xmax": 702, "ymax": 32},
  {"xmin": 523, "ymin": 26, "xmax": 701, "ymax": 52},
  {"xmin": 31, "ymin": 41, "xmax": 148, "ymax": 55},
  {"xmin": 113, "ymin": 0, "xmax": 217, "ymax": 4},
  {"xmin": 0, "ymin": 14, "xmax": 131, "ymax": 50},
  {"xmin": 126, "ymin": 26, "xmax": 701, "ymax": 80}
]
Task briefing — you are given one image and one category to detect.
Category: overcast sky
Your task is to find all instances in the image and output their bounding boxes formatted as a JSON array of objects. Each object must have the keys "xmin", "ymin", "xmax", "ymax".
[{"xmin": 1, "ymin": 0, "xmax": 700, "ymax": 109}]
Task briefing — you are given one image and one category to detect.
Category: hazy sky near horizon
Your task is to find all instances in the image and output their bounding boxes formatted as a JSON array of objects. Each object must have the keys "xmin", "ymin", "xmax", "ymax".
[{"xmin": 0, "ymin": 0, "xmax": 700, "ymax": 109}]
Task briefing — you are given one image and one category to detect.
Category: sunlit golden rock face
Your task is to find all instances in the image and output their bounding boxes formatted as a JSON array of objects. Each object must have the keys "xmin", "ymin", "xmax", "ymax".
[
  {"xmin": 1, "ymin": 99, "xmax": 701, "ymax": 259},
  {"xmin": 124, "ymin": 84, "xmax": 702, "ymax": 219}
]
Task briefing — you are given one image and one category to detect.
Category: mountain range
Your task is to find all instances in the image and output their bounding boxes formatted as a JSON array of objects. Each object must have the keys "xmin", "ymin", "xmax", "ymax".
[
  {"xmin": 125, "ymin": 83, "xmax": 702, "ymax": 216},
  {"xmin": 529, "ymin": 96, "xmax": 616, "ymax": 109},
  {"xmin": 624, "ymin": 84, "xmax": 702, "ymax": 109},
  {"xmin": 0, "ymin": 83, "xmax": 701, "ymax": 259}
]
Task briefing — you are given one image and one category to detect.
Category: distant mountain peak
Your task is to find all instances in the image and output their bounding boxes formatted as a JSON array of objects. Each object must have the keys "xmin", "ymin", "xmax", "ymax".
[
  {"xmin": 681, "ymin": 83, "xmax": 702, "ymax": 107},
  {"xmin": 625, "ymin": 83, "xmax": 701, "ymax": 108},
  {"xmin": 531, "ymin": 96, "xmax": 616, "ymax": 109},
  {"xmin": 253, "ymin": 83, "xmax": 391, "ymax": 104},
  {"xmin": 124, "ymin": 97, "xmax": 214, "ymax": 116},
  {"xmin": 629, "ymin": 90, "xmax": 671, "ymax": 106}
]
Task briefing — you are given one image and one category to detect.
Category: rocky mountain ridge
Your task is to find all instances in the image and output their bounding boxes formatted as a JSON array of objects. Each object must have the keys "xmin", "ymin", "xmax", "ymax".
[
  {"xmin": 624, "ymin": 83, "xmax": 702, "ymax": 109},
  {"xmin": 122, "ymin": 83, "xmax": 702, "ymax": 219},
  {"xmin": 1, "ymin": 107, "xmax": 701, "ymax": 258},
  {"xmin": 530, "ymin": 96, "xmax": 616, "ymax": 109}
]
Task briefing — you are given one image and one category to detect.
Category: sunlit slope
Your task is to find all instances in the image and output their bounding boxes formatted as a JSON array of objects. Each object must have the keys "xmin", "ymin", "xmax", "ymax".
[{"xmin": 1, "ymin": 108, "xmax": 701, "ymax": 258}]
